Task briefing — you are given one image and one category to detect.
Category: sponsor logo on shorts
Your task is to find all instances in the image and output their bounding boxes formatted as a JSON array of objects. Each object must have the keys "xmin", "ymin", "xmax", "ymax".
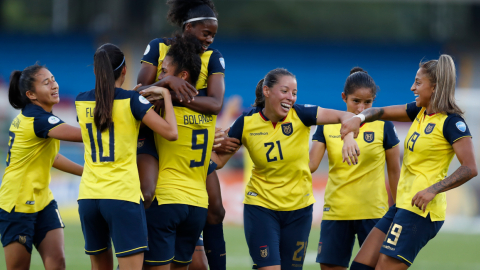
[
  {"xmin": 260, "ymin": 245, "xmax": 269, "ymax": 258},
  {"xmin": 250, "ymin": 132, "xmax": 268, "ymax": 136},
  {"xmin": 137, "ymin": 140, "xmax": 145, "ymax": 148},
  {"xmin": 18, "ymin": 235, "xmax": 27, "ymax": 244},
  {"xmin": 382, "ymin": 245, "xmax": 395, "ymax": 251},
  {"xmin": 247, "ymin": 191, "xmax": 258, "ymax": 197},
  {"xmin": 26, "ymin": 201, "xmax": 35, "ymax": 205},
  {"xmin": 318, "ymin": 242, "xmax": 322, "ymax": 254}
]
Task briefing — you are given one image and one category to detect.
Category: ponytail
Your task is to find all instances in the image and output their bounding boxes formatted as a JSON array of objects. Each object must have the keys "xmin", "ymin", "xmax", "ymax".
[
  {"xmin": 420, "ymin": 54, "xmax": 463, "ymax": 117},
  {"xmin": 93, "ymin": 43, "xmax": 125, "ymax": 132},
  {"xmin": 8, "ymin": 64, "xmax": 45, "ymax": 110},
  {"xmin": 252, "ymin": 79, "xmax": 265, "ymax": 108}
]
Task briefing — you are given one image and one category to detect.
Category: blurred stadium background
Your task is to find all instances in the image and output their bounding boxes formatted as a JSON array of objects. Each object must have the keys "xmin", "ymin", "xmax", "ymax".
[{"xmin": 1, "ymin": 0, "xmax": 480, "ymax": 269}]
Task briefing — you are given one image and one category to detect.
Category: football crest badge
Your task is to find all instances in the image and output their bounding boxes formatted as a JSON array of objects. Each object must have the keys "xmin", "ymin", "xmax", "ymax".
[
  {"xmin": 260, "ymin": 245, "xmax": 269, "ymax": 258},
  {"xmin": 425, "ymin": 123, "xmax": 436, "ymax": 134},
  {"xmin": 282, "ymin": 122, "xmax": 293, "ymax": 136},
  {"xmin": 364, "ymin": 132, "xmax": 374, "ymax": 143},
  {"xmin": 18, "ymin": 235, "xmax": 27, "ymax": 244}
]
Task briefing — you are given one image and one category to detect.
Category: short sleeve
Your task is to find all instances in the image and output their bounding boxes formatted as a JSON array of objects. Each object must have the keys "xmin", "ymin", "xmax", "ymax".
[
  {"xmin": 130, "ymin": 92, "xmax": 154, "ymax": 121},
  {"xmin": 227, "ymin": 115, "xmax": 244, "ymax": 142},
  {"xmin": 33, "ymin": 112, "xmax": 65, "ymax": 138},
  {"xmin": 443, "ymin": 115, "xmax": 472, "ymax": 145},
  {"xmin": 293, "ymin": 104, "xmax": 318, "ymax": 127},
  {"xmin": 312, "ymin": 125, "xmax": 326, "ymax": 144},
  {"xmin": 207, "ymin": 50, "xmax": 225, "ymax": 75},
  {"xmin": 207, "ymin": 160, "xmax": 218, "ymax": 175},
  {"xmin": 383, "ymin": 121, "xmax": 400, "ymax": 150},
  {"xmin": 406, "ymin": 102, "xmax": 421, "ymax": 122},
  {"xmin": 140, "ymin": 39, "xmax": 161, "ymax": 66}
]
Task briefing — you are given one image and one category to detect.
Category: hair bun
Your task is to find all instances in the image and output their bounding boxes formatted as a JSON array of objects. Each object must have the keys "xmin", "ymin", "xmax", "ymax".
[{"xmin": 350, "ymin": 67, "xmax": 367, "ymax": 75}]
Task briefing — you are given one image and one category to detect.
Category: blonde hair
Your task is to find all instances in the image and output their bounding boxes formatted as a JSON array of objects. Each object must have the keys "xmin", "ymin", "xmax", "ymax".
[{"xmin": 420, "ymin": 54, "xmax": 464, "ymax": 117}]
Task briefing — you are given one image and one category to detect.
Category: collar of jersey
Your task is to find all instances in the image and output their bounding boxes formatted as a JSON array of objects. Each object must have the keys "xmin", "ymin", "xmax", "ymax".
[{"xmin": 259, "ymin": 109, "xmax": 287, "ymax": 124}]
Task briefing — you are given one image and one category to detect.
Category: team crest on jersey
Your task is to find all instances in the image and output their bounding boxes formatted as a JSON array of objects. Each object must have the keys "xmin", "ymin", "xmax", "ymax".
[
  {"xmin": 260, "ymin": 245, "xmax": 269, "ymax": 258},
  {"xmin": 364, "ymin": 132, "xmax": 374, "ymax": 143},
  {"xmin": 425, "ymin": 123, "xmax": 436, "ymax": 134},
  {"xmin": 282, "ymin": 122, "xmax": 293, "ymax": 136},
  {"xmin": 18, "ymin": 235, "xmax": 27, "ymax": 244}
]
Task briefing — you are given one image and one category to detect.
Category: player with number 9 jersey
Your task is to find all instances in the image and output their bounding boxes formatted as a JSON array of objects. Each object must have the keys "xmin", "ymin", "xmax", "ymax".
[
  {"xmin": 75, "ymin": 43, "xmax": 177, "ymax": 270},
  {"xmin": 212, "ymin": 68, "xmax": 360, "ymax": 270}
]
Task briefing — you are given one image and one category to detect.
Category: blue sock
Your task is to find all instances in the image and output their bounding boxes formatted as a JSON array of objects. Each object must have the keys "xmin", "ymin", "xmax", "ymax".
[
  {"xmin": 350, "ymin": 261, "xmax": 375, "ymax": 270},
  {"xmin": 203, "ymin": 223, "xmax": 226, "ymax": 270}
]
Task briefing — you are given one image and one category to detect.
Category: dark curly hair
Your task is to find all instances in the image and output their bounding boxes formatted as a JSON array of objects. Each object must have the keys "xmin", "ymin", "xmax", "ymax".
[
  {"xmin": 166, "ymin": 34, "xmax": 202, "ymax": 85},
  {"xmin": 344, "ymin": 67, "xmax": 378, "ymax": 98},
  {"xmin": 167, "ymin": 0, "xmax": 217, "ymax": 29}
]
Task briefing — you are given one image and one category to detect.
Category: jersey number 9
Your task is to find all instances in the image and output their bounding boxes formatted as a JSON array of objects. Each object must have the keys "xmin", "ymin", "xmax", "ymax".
[
  {"xmin": 190, "ymin": 129, "xmax": 208, "ymax": 167},
  {"xmin": 86, "ymin": 123, "xmax": 115, "ymax": 162},
  {"xmin": 6, "ymin": 131, "xmax": 15, "ymax": 166}
]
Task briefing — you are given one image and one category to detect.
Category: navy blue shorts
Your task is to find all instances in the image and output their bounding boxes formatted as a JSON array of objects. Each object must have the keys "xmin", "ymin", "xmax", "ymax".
[
  {"xmin": 316, "ymin": 219, "xmax": 379, "ymax": 267},
  {"xmin": 137, "ymin": 126, "xmax": 158, "ymax": 160},
  {"xmin": 0, "ymin": 200, "xmax": 64, "ymax": 253},
  {"xmin": 244, "ymin": 204, "xmax": 313, "ymax": 270},
  {"xmin": 375, "ymin": 204, "xmax": 444, "ymax": 266},
  {"xmin": 144, "ymin": 200, "xmax": 208, "ymax": 266},
  {"xmin": 78, "ymin": 199, "xmax": 148, "ymax": 257}
]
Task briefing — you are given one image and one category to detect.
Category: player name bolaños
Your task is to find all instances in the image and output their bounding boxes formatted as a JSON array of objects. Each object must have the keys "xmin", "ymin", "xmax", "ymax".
[{"xmin": 184, "ymin": 114, "xmax": 214, "ymax": 125}]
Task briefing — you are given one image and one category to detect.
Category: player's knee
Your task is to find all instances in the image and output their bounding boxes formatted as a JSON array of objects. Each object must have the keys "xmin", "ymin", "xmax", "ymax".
[
  {"xmin": 207, "ymin": 205, "xmax": 225, "ymax": 224},
  {"xmin": 46, "ymin": 253, "xmax": 66, "ymax": 270}
]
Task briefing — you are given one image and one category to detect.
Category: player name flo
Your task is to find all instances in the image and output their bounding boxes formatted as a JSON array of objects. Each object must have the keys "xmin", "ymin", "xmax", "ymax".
[{"xmin": 183, "ymin": 114, "xmax": 214, "ymax": 125}]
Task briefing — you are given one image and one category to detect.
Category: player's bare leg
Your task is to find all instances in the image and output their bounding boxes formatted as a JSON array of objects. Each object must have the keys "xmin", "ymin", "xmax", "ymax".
[
  {"xmin": 117, "ymin": 252, "xmax": 144, "ymax": 270},
  {"xmin": 189, "ymin": 245, "xmax": 208, "ymax": 270},
  {"xmin": 90, "ymin": 248, "xmax": 113, "ymax": 270},
  {"xmin": 352, "ymin": 227, "xmax": 385, "ymax": 268},
  {"xmin": 37, "ymin": 228, "xmax": 65, "ymax": 270},
  {"xmin": 137, "ymin": 154, "xmax": 159, "ymax": 209},
  {"xmin": 4, "ymin": 242, "xmax": 31, "ymax": 270},
  {"xmin": 375, "ymin": 254, "xmax": 408, "ymax": 270},
  {"xmin": 321, "ymin": 263, "xmax": 346, "ymax": 270}
]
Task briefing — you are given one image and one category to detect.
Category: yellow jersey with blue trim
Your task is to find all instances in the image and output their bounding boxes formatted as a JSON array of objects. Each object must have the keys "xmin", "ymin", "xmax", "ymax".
[
  {"xmin": 154, "ymin": 105, "xmax": 217, "ymax": 209},
  {"xmin": 313, "ymin": 121, "xmax": 400, "ymax": 220},
  {"xmin": 397, "ymin": 102, "xmax": 472, "ymax": 221},
  {"xmin": 228, "ymin": 104, "xmax": 318, "ymax": 211},
  {"xmin": 0, "ymin": 104, "xmax": 65, "ymax": 213},
  {"xmin": 141, "ymin": 38, "xmax": 225, "ymax": 90},
  {"xmin": 75, "ymin": 88, "xmax": 153, "ymax": 203}
]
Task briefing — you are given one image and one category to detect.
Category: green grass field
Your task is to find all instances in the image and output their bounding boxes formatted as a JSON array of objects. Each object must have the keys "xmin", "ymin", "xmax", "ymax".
[{"xmin": 10, "ymin": 222, "xmax": 480, "ymax": 270}]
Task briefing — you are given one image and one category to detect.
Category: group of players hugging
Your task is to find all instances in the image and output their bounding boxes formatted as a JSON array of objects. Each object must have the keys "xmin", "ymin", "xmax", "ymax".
[{"xmin": 0, "ymin": 0, "xmax": 477, "ymax": 270}]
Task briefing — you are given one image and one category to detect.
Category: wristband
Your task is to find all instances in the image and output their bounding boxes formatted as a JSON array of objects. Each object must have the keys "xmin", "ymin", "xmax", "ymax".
[{"xmin": 353, "ymin": 114, "xmax": 365, "ymax": 123}]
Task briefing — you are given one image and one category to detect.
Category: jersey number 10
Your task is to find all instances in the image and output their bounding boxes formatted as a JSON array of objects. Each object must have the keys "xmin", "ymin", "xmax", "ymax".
[
  {"xmin": 6, "ymin": 131, "xmax": 15, "ymax": 166},
  {"xmin": 86, "ymin": 123, "xmax": 115, "ymax": 162}
]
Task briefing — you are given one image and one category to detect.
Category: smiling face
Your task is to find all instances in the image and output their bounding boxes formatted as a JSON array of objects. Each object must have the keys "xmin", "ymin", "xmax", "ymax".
[
  {"xmin": 342, "ymin": 87, "xmax": 374, "ymax": 115},
  {"xmin": 411, "ymin": 68, "xmax": 435, "ymax": 108},
  {"xmin": 184, "ymin": 20, "xmax": 218, "ymax": 52},
  {"xmin": 26, "ymin": 68, "xmax": 60, "ymax": 109},
  {"xmin": 263, "ymin": 75, "xmax": 297, "ymax": 120},
  {"xmin": 157, "ymin": 56, "xmax": 189, "ymax": 82}
]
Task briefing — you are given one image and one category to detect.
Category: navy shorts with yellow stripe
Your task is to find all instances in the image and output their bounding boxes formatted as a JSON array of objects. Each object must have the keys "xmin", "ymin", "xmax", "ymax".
[
  {"xmin": 375, "ymin": 204, "xmax": 444, "ymax": 266},
  {"xmin": 244, "ymin": 204, "xmax": 313, "ymax": 270},
  {"xmin": 144, "ymin": 199, "xmax": 208, "ymax": 266},
  {"xmin": 316, "ymin": 218, "xmax": 379, "ymax": 267},
  {"xmin": 137, "ymin": 126, "xmax": 158, "ymax": 160},
  {"xmin": 0, "ymin": 200, "xmax": 64, "ymax": 254},
  {"xmin": 78, "ymin": 199, "xmax": 148, "ymax": 257}
]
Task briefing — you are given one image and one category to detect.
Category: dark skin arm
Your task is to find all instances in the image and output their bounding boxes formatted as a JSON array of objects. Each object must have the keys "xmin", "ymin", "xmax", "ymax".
[
  {"xmin": 137, "ymin": 62, "xmax": 198, "ymax": 103},
  {"xmin": 412, "ymin": 137, "xmax": 478, "ymax": 212}
]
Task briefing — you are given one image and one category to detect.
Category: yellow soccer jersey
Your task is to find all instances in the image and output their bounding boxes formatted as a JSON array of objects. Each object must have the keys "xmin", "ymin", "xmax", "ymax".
[
  {"xmin": 75, "ymin": 88, "xmax": 153, "ymax": 203},
  {"xmin": 141, "ymin": 38, "xmax": 225, "ymax": 90},
  {"xmin": 228, "ymin": 105, "xmax": 319, "ymax": 211},
  {"xmin": 0, "ymin": 104, "xmax": 64, "ymax": 213},
  {"xmin": 312, "ymin": 121, "xmax": 400, "ymax": 220},
  {"xmin": 154, "ymin": 106, "xmax": 217, "ymax": 208},
  {"xmin": 396, "ymin": 102, "xmax": 472, "ymax": 221}
]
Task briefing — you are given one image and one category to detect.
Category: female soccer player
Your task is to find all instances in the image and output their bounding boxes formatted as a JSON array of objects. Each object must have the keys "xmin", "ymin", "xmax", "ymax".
[
  {"xmin": 137, "ymin": 0, "xmax": 228, "ymax": 269},
  {"xmin": 341, "ymin": 55, "xmax": 478, "ymax": 270},
  {"xmin": 211, "ymin": 68, "xmax": 360, "ymax": 270},
  {"xmin": 309, "ymin": 67, "xmax": 400, "ymax": 270},
  {"xmin": 76, "ymin": 43, "xmax": 177, "ymax": 270},
  {"xmin": 0, "ymin": 64, "xmax": 83, "ymax": 270}
]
